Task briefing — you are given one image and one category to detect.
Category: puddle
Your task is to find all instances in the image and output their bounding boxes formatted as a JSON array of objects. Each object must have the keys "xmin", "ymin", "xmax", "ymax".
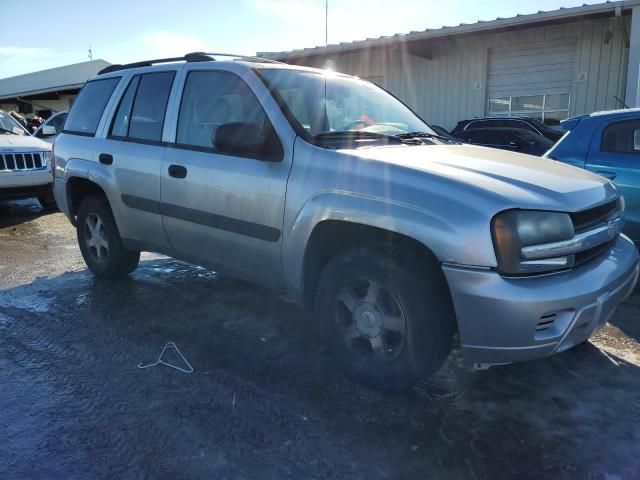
[
  {"xmin": 0, "ymin": 289, "xmax": 52, "ymax": 313},
  {"xmin": 0, "ymin": 312, "xmax": 12, "ymax": 325}
]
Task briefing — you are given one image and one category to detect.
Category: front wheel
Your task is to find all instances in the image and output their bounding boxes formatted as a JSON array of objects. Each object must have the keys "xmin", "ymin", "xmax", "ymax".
[
  {"xmin": 315, "ymin": 245, "xmax": 455, "ymax": 391},
  {"xmin": 76, "ymin": 195, "xmax": 140, "ymax": 279}
]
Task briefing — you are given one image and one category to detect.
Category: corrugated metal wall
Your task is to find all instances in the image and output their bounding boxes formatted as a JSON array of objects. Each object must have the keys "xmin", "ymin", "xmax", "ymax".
[{"xmin": 288, "ymin": 14, "xmax": 631, "ymax": 131}]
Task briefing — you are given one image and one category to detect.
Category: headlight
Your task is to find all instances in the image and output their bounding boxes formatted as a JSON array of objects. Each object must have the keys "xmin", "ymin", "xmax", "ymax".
[
  {"xmin": 492, "ymin": 210, "xmax": 575, "ymax": 275},
  {"xmin": 43, "ymin": 151, "xmax": 52, "ymax": 166}
]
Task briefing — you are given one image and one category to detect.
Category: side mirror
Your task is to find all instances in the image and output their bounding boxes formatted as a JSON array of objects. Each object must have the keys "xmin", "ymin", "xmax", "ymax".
[
  {"xmin": 41, "ymin": 125, "xmax": 56, "ymax": 136},
  {"xmin": 213, "ymin": 122, "xmax": 283, "ymax": 162}
]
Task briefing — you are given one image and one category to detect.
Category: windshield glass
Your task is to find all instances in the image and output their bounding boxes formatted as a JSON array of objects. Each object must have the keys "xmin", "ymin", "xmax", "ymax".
[
  {"xmin": 259, "ymin": 68, "xmax": 435, "ymax": 138},
  {"xmin": 0, "ymin": 110, "xmax": 27, "ymax": 135},
  {"xmin": 516, "ymin": 130, "xmax": 554, "ymax": 146},
  {"xmin": 526, "ymin": 117, "xmax": 559, "ymax": 136}
]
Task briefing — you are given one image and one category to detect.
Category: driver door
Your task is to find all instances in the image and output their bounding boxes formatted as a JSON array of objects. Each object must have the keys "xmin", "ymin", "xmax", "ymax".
[{"xmin": 161, "ymin": 69, "xmax": 292, "ymax": 284}]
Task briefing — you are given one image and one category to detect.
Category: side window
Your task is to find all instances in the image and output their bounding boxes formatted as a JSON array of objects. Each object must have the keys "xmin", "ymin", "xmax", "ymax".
[
  {"xmin": 51, "ymin": 113, "xmax": 67, "ymax": 132},
  {"xmin": 466, "ymin": 131, "xmax": 487, "ymax": 144},
  {"xmin": 110, "ymin": 76, "xmax": 141, "ymax": 138},
  {"xmin": 601, "ymin": 119, "xmax": 640, "ymax": 154},
  {"xmin": 176, "ymin": 70, "xmax": 269, "ymax": 150},
  {"xmin": 514, "ymin": 120, "xmax": 537, "ymax": 133},
  {"xmin": 130, "ymin": 72, "xmax": 174, "ymax": 141},
  {"xmin": 64, "ymin": 77, "xmax": 120, "ymax": 135}
]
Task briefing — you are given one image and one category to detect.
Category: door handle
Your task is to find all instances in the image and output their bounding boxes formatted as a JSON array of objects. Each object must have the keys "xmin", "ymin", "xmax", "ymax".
[
  {"xmin": 595, "ymin": 170, "xmax": 617, "ymax": 180},
  {"xmin": 168, "ymin": 164, "xmax": 187, "ymax": 179},
  {"xmin": 98, "ymin": 153, "xmax": 113, "ymax": 165}
]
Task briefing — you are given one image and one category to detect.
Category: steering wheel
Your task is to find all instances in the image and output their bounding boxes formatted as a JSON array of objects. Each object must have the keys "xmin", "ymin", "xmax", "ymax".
[{"xmin": 342, "ymin": 120, "xmax": 366, "ymax": 131}]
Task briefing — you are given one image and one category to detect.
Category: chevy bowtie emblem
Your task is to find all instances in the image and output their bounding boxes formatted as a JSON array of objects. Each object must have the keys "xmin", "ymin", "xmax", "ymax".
[{"xmin": 607, "ymin": 219, "xmax": 620, "ymax": 240}]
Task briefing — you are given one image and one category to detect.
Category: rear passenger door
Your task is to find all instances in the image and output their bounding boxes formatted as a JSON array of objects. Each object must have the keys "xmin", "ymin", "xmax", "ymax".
[
  {"xmin": 586, "ymin": 118, "xmax": 640, "ymax": 241},
  {"xmin": 160, "ymin": 69, "xmax": 291, "ymax": 284},
  {"xmin": 100, "ymin": 71, "xmax": 176, "ymax": 250}
]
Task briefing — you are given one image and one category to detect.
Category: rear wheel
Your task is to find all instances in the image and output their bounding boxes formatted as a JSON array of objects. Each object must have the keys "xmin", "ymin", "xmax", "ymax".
[
  {"xmin": 316, "ymin": 245, "xmax": 455, "ymax": 391},
  {"xmin": 77, "ymin": 195, "xmax": 140, "ymax": 279}
]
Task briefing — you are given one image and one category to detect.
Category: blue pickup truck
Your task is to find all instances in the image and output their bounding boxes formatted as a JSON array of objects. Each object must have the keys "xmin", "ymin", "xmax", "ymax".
[{"xmin": 545, "ymin": 109, "xmax": 640, "ymax": 242}]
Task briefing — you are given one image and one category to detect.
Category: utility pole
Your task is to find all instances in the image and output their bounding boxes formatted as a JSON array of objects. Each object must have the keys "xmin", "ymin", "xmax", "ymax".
[
  {"xmin": 325, "ymin": 0, "xmax": 328, "ymax": 46},
  {"xmin": 88, "ymin": 44, "xmax": 93, "ymax": 61}
]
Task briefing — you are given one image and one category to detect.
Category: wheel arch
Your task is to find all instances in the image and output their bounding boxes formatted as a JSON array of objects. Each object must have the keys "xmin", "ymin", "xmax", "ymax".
[
  {"xmin": 66, "ymin": 176, "xmax": 110, "ymax": 226},
  {"xmin": 299, "ymin": 220, "xmax": 452, "ymax": 311}
]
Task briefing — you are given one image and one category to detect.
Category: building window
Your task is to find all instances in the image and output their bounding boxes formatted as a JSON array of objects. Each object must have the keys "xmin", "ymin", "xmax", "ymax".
[{"xmin": 488, "ymin": 93, "xmax": 570, "ymax": 126}]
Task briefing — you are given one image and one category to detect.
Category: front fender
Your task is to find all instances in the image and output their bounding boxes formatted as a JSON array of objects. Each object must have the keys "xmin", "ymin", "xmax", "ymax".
[{"xmin": 282, "ymin": 189, "xmax": 490, "ymax": 296}]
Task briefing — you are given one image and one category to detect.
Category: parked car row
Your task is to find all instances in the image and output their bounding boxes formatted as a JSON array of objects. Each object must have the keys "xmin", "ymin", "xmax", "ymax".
[
  {"xmin": 50, "ymin": 53, "xmax": 638, "ymax": 391},
  {"xmin": 0, "ymin": 110, "xmax": 56, "ymax": 208}
]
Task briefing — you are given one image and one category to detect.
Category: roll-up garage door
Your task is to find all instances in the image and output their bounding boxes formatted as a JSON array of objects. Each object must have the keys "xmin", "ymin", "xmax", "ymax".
[{"xmin": 487, "ymin": 39, "xmax": 576, "ymax": 122}]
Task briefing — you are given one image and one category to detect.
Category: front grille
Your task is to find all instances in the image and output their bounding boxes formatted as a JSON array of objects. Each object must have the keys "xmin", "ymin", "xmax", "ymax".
[
  {"xmin": 0, "ymin": 152, "xmax": 46, "ymax": 172},
  {"xmin": 574, "ymin": 239, "xmax": 615, "ymax": 267},
  {"xmin": 570, "ymin": 200, "xmax": 618, "ymax": 234}
]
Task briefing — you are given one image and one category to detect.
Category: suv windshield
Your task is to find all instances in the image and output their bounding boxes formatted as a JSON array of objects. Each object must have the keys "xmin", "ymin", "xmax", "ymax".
[
  {"xmin": 515, "ymin": 129, "xmax": 554, "ymax": 146},
  {"xmin": 0, "ymin": 110, "xmax": 27, "ymax": 135},
  {"xmin": 259, "ymin": 68, "xmax": 435, "ymax": 139},
  {"xmin": 526, "ymin": 117, "xmax": 561, "ymax": 136}
]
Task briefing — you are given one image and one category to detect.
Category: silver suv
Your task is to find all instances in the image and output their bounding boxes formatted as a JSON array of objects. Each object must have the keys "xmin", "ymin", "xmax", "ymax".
[{"xmin": 53, "ymin": 53, "xmax": 639, "ymax": 390}]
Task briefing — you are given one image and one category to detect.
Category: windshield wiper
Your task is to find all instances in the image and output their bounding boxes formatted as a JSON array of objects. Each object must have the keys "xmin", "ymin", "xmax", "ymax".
[
  {"xmin": 0, "ymin": 127, "xmax": 19, "ymax": 135},
  {"xmin": 314, "ymin": 130, "xmax": 407, "ymax": 145},
  {"xmin": 396, "ymin": 131, "xmax": 457, "ymax": 142}
]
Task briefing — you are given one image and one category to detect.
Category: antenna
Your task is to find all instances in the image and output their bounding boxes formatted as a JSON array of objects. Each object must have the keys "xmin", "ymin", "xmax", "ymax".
[{"xmin": 88, "ymin": 44, "xmax": 93, "ymax": 61}]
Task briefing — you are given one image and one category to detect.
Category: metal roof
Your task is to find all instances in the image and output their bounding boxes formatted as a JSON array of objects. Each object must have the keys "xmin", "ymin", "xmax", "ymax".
[
  {"xmin": 260, "ymin": 0, "xmax": 640, "ymax": 60},
  {"xmin": 0, "ymin": 59, "xmax": 111, "ymax": 101}
]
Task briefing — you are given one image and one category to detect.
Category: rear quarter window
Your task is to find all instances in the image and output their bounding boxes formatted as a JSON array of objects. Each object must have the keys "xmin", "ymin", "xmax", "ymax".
[
  {"xmin": 601, "ymin": 119, "xmax": 640, "ymax": 154},
  {"xmin": 64, "ymin": 77, "xmax": 121, "ymax": 136}
]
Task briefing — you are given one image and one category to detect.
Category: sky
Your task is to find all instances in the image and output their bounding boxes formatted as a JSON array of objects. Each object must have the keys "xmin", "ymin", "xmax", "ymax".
[{"xmin": 0, "ymin": 0, "xmax": 609, "ymax": 79}]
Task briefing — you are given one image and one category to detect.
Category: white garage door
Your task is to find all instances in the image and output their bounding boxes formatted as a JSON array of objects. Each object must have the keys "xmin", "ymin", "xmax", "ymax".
[{"xmin": 487, "ymin": 38, "xmax": 576, "ymax": 124}]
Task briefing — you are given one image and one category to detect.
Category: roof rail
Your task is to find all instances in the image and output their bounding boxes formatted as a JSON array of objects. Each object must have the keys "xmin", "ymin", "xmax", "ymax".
[
  {"xmin": 97, "ymin": 52, "xmax": 285, "ymax": 75},
  {"xmin": 188, "ymin": 52, "xmax": 286, "ymax": 64}
]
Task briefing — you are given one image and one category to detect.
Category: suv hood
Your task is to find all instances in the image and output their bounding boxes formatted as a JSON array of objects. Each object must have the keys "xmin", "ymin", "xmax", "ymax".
[
  {"xmin": 0, "ymin": 134, "xmax": 51, "ymax": 151},
  {"xmin": 346, "ymin": 143, "xmax": 616, "ymax": 212}
]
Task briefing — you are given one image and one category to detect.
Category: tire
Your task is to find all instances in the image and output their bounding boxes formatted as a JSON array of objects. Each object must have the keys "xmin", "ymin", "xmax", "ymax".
[
  {"xmin": 76, "ymin": 195, "xmax": 140, "ymax": 279},
  {"xmin": 37, "ymin": 193, "xmax": 58, "ymax": 210},
  {"xmin": 315, "ymin": 245, "xmax": 455, "ymax": 391}
]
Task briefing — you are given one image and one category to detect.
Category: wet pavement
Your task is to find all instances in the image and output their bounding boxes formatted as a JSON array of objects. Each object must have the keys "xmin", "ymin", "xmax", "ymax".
[{"xmin": 1, "ymin": 199, "xmax": 640, "ymax": 480}]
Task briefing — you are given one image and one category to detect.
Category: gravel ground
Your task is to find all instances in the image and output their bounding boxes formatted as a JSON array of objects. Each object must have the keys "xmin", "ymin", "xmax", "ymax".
[{"xmin": 1, "ymin": 199, "xmax": 640, "ymax": 480}]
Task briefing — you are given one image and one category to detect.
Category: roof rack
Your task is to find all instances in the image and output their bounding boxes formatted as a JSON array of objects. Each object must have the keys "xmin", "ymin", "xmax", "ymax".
[{"xmin": 97, "ymin": 52, "xmax": 285, "ymax": 75}]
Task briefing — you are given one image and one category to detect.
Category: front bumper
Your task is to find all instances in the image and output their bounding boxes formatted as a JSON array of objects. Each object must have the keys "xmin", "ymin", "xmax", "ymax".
[
  {"xmin": 0, "ymin": 183, "xmax": 52, "ymax": 201},
  {"xmin": 443, "ymin": 235, "xmax": 639, "ymax": 366}
]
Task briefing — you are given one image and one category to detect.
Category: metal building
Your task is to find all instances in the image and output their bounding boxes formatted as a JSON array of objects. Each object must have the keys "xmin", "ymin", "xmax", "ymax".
[
  {"xmin": 0, "ymin": 59, "xmax": 111, "ymax": 118},
  {"xmin": 263, "ymin": 0, "xmax": 640, "ymax": 131}
]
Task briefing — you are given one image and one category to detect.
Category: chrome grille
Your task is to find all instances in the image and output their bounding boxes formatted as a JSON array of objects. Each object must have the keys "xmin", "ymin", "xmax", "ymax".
[
  {"xmin": 570, "ymin": 200, "xmax": 619, "ymax": 234},
  {"xmin": 0, "ymin": 152, "xmax": 46, "ymax": 171},
  {"xmin": 520, "ymin": 201, "xmax": 623, "ymax": 270}
]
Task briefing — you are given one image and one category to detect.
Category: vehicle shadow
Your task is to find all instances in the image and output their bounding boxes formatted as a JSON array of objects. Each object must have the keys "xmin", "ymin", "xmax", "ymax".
[
  {"xmin": 0, "ymin": 199, "xmax": 57, "ymax": 229},
  {"xmin": 2, "ymin": 257, "xmax": 639, "ymax": 480}
]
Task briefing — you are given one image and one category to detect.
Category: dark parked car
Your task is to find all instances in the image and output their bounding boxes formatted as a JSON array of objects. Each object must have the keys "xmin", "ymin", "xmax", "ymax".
[
  {"xmin": 430, "ymin": 125, "xmax": 458, "ymax": 142},
  {"xmin": 33, "ymin": 111, "xmax": 68, "ymax": 144},
  {"xmin": 454, "ymin": 127, "xmax": 554, "ymax": 156},
  {"xmin": 451, "ymin": 116, "xmax": 565, "ymax": 142},
  {"xmin": 545, "ymin": 108, "xmax": 640, "ymax": 242}
]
